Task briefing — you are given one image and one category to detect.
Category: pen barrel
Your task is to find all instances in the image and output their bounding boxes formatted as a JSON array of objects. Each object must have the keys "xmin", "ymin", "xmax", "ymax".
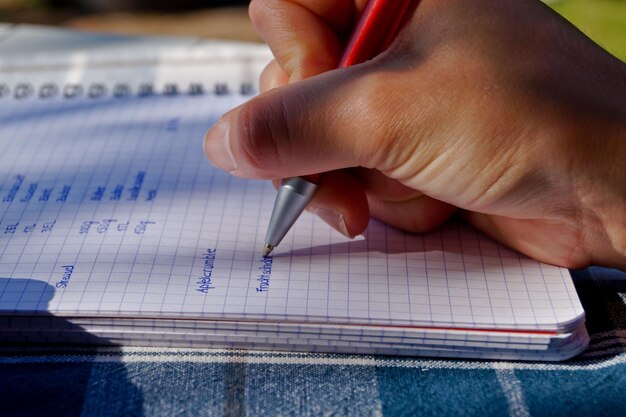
[
  {"xmin": 340, "ymin": 0, "xmax": 416, "ymax": 67},
  {"xmin": 264, "ymin": 177, "xmax": 318, "ymax": 248}
]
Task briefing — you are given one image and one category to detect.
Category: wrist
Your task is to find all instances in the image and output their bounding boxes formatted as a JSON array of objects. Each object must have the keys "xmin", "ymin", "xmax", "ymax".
[{"xmin": 575, "ymin": 113, "xmax": 626, "ymax": 269}]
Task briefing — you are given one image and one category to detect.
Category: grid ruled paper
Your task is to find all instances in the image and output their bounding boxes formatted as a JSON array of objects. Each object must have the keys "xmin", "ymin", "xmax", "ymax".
[{"xmin": 0, "ymin": 46, "xmax": 585, "ymax": 333}]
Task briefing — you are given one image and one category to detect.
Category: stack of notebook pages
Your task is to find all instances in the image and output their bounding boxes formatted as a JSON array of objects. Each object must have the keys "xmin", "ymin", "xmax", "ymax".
[{"xmin": 0, "ymin": 25, "xmax": 588, "ymax": 360}]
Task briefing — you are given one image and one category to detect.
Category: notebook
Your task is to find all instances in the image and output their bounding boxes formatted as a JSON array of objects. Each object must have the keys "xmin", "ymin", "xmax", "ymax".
[{"xmin": 0, "ymin": 26, "xmax": 589, "ymax": 360}]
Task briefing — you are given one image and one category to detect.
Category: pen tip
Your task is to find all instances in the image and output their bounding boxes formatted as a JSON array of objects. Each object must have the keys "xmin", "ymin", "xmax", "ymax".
[{"xmin": 263, "ymin": 243, "xmax": 274, "ymax": 258}]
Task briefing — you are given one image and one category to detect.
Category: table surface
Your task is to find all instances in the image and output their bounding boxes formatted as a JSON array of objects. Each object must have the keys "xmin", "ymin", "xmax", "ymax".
[{"xmin": 1, "ymin": 23, "xmax": 626, "ymax": 417}]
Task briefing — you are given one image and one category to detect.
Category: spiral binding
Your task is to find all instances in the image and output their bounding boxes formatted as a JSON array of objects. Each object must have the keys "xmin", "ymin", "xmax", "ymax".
[{"xmin": 0, "ymin": 81, "xmax": 256, "ymax": 100}]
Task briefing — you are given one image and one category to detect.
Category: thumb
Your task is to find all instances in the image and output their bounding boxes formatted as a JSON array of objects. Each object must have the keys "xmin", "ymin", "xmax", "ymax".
[{"xmin": 203, "ymin": 67, "xmax": 399, "ymax": 180}]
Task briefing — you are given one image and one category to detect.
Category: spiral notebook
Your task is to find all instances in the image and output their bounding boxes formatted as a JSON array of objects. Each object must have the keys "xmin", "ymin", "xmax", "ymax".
[{"xmin": 0, "ymin": 26, "xmax": 589, "ymax": 360}]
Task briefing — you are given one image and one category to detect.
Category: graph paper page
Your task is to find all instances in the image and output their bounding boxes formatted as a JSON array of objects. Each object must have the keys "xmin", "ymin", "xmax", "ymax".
[{"xmin": 0, "ymin": 48, "xmax": 584, "ymax": 332}]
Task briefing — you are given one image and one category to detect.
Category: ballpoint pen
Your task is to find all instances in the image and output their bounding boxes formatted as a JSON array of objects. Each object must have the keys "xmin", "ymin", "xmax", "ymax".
[{"xmin": 263, "ymin": 0, "xmax": 416, "ymax": 257}]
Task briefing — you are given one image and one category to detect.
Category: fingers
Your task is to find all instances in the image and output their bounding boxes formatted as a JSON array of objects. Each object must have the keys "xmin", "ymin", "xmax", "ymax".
[
  {"xmin": 368, "ymin": 194, "xmax": 457, "ymax": 233},
  {"xmin": 259, "ymin": 60, "xmax": 289, "ymax": 92},
  {"xmin": 249, "ymin": 0, "xmax": 349, "ymax": 80},
  {"xmin": 249, "ymin": 0, "xmax": 368, "ymax": 81},
  {"xmin": 305, "ymin": 170, "xmax": 370, "ymax": 238},
  {"xmin": 463, "ymin": 211, "xmax": 590, "ymax": 268},
  {"xmin": 267, "ymin": 167, "xmax": 453, "ymax": 239},
  {"xmin": 204, "ymin": 67, "xmax": 399, "ymax": 180},
  {"xmin": 351, "ymin": 167, "xmax": 423, "ymax": 202}
]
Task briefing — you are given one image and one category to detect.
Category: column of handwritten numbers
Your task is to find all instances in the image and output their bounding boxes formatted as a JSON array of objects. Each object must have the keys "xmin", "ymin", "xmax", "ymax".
[
  {"xmin": 0, "ymin": 99, "xmax": 26, "ymax": 308},
  {"xmin": 76, "ymin": 97, "xmax": 141, "ymax": 314},
  {"xmin": 38, "ymin": 98, "xmax": 100, "ymax": 312},
  {"xmin": 49, "ymin": 99, "xmax": 114, "ymax": 311},
  {"xmin": 0, "ymin": 96, "xmax": 40, "ymax": 303},
  {"xmin": 90, "ymin": 96, "xmax": 157, "ymax": 314},
  {"xmin": 92, "ymin": 98, "xmax": 146, "ymax": 313},
  {"xmin": 0, "ymin": 98, "xmax": 59, "ymax": 311}
]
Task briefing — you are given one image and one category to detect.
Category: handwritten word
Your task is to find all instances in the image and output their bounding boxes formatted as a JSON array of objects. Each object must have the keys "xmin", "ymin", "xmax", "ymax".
[
  {"xmin": 196, "ymin": 248, "xmax": 217, "ymax": 293},
  {"xmin": 256, "ymin": 257, "xmax": 273, "ymax": 292},
  {"xmin": 55, "ymin": 265, "xmax": 74, "ymax": 289}
]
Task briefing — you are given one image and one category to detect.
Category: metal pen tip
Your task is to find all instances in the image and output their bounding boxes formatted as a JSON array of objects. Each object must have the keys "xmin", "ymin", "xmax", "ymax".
[{"xmin": 263, "ymin": 243, "xmax": 274, "ymax": 258}]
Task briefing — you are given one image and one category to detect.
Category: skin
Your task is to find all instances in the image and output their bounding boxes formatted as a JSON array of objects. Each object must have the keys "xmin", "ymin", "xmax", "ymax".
[{"xmin": 204, "ymin": 0, "xmax": 626, "ymax": 269}]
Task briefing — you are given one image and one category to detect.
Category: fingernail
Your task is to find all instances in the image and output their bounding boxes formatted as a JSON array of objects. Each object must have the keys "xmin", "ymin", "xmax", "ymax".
[
  {"xmin": 204, "ymin": 119, "xmax": 237, "ymax": 173},
  {"xmin": 310, "ymin": 207, "xmax": 353, "ymax": 238}
]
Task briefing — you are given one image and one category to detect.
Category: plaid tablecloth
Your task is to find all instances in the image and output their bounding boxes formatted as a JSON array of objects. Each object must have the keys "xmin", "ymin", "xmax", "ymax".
[{"xmin": 1, "ymin": 267, "xmax": 625, "ymax": 417}]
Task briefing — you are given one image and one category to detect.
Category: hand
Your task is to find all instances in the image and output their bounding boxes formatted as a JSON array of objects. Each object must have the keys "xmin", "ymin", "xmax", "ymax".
[{"xmin": 204, "ymin": 0, "xmax": 626, "ymax": 269}]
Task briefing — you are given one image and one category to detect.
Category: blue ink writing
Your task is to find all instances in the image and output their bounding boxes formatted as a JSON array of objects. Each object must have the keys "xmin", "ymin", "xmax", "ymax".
[
  {"xmin": 127, "ymin": 171, "xmax": 145, "ymax": 201},
  {"xmin": 3, "ymin": 175, "xmax": 24, "ymax": 202},
  {"xmin": 256, "ymin": 257, "xmax": 273, "ymax": 292},
  {"xmin": 110, "ymin": 185, "xmax": 123, "ymax": 201},
  {"xmin": 196, "ymin": 248, "xmax": 217, "ymax": 293},
  {"xmin": 19, "ymin": 183, "xmax": 38, "ymax": 203},
  {"xmin": 55, "ymin": 265, "xmax": 74, "ymax": 289},
  {"xmin": 56, "ymin": 185, "xmax": 71, "ymax": 202},
  {"xmin": 90, "ymin": 186, "xmax": 106, "ymax": 201},
  {"xmin": 39, "ymin": 188, "xmax": 52, "ymax": 202}
]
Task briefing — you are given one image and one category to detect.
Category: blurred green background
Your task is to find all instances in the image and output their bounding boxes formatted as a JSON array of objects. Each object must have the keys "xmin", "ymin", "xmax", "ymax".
[
  {"xmin": 0, "ymin": 0, "xmax": 624, "ymax": 61},
  {"xmin": 551, "ymin": 0, "xmax": 626, "ymax": 61}
]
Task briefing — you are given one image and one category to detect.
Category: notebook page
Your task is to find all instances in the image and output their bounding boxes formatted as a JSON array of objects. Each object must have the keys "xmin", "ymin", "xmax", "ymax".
[{"xmin": 0, "ymin": 47, "xmax": 584, "ymax": 333}]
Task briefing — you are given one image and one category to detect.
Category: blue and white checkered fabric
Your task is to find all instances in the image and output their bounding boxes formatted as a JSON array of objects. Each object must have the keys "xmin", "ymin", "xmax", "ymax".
[{"xmin": 1, "ymin": 267, "xmax": 624, "ymax": 417}]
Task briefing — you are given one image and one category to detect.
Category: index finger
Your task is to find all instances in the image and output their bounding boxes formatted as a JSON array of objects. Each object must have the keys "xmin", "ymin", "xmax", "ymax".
[{"xmin": 249, "ymin": 0, "xmax": 369, "ymax": 81}]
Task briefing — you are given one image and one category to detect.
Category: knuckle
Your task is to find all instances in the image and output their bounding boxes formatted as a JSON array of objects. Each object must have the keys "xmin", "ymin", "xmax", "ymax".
[
  {"xmin": 248, "ymin": 0, "xmax": 267, "ymax": 27},
  {"xmin": 345, "ymin": 71, "xmax": 406, "ymax": 167},
  {"xmin": 248, "ymin": 0, "xmax": 280, "ymax": 30},
  {"xmin": 236, "ymin": 95, "xmax": 286, "ymax": 175}
]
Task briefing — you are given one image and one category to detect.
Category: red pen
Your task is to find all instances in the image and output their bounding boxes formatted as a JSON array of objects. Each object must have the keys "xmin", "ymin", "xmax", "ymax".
[{"xmin": 263, "ymin": 0, "xmax": 416, "ymax": 256}]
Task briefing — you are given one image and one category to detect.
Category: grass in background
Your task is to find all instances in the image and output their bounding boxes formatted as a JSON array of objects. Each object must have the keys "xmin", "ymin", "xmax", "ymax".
[{"xmin": 551, "ymin": 0, "xmax": 626, "ymax": 61}]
